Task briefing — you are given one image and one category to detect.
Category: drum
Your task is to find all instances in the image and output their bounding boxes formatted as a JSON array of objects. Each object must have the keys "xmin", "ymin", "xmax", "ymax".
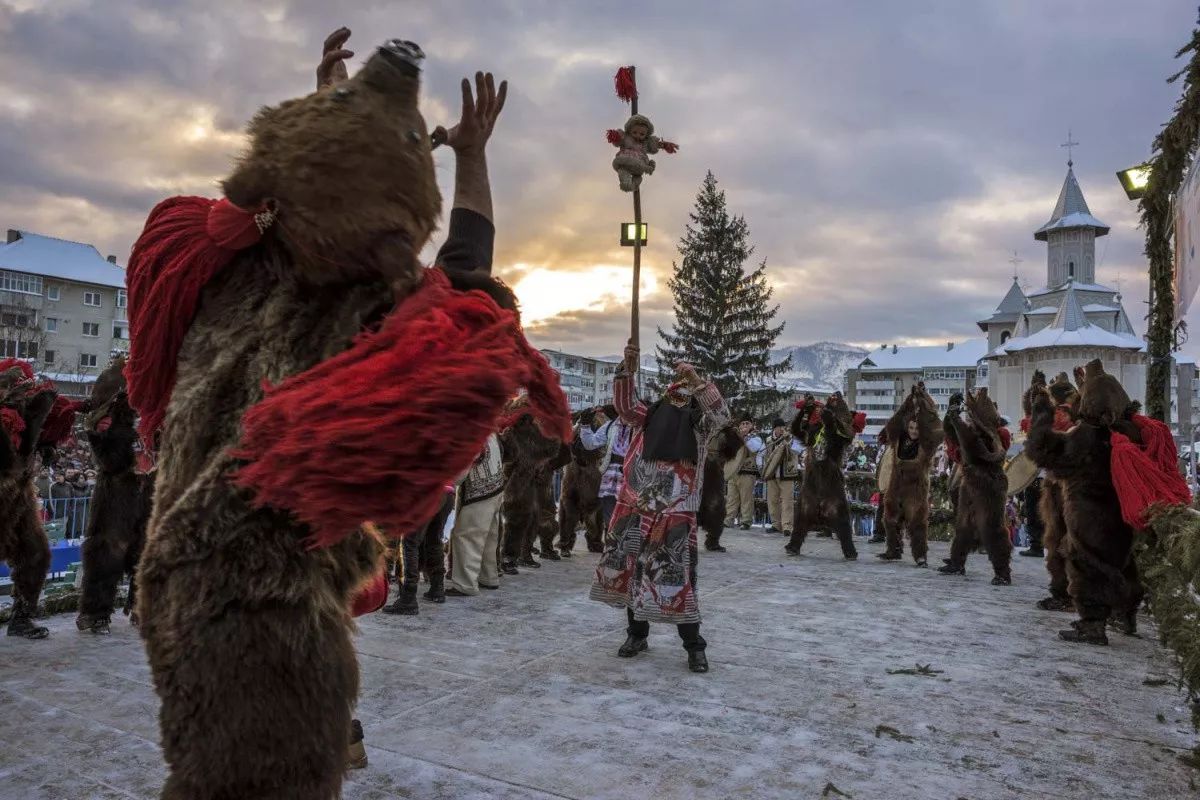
[
  {"xmin": 1004, "ymin": 451, "xmax": 1039, "ymax": 496},
  {"xmin": 876, "ymin": 446, "xmax": 896, "ymax": 492}
]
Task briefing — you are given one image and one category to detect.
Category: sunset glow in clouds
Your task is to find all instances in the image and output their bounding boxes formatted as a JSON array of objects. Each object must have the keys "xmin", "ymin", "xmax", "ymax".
[{"xmin": 0, "ymin": 1, "xmax": 1196, "ymax": 359}]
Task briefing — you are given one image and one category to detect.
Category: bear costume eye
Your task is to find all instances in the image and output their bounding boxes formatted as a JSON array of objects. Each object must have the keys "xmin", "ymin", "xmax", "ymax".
[
  {"xmin": 333, "ymin": 87, "xmax": 353, "ymax": 100},
  {"xmin": 406, "ymin": 129, "xmax": 422, "ymax": 144}
]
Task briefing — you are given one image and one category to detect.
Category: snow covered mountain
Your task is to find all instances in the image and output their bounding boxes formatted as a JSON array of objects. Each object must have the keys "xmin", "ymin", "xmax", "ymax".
[{"xmin": 769, "ymin": 341, "xmax": 868, "ymax": 394}]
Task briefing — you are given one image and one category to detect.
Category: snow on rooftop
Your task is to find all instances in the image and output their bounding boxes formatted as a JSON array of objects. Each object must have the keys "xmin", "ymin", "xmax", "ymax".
[
  {"xmin": 1026, "ymin": 282, "xmax": 1115, "ymax": 297},
  {"xmin": 859, "ymin": 340, "xmax": 989, "ymax": 371},
  {"xmin": 0, "ymin": 231, "xmax": 125, "ymax": 289},
  {"xmin": 1033, "ymin": 165, "xmax": 1110, "ymax": 240},
  {"xmin": 999, "ymin": 324, "xmax": 1143, "ymax": 353},
  {"xmin": 1025, "ymin": 306, "xmax": 1059, "ymax": 315}
]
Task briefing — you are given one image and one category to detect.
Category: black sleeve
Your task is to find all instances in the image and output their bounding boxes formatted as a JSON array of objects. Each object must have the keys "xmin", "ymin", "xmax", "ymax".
[{"xmin": 435, "ymin": 208, "xmax": 495, "ymax": 274}]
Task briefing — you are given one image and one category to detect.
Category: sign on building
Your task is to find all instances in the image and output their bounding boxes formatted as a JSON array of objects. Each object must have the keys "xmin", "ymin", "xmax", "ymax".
[{"xmin": 1174, "ymin": 155, "xmax": 1200, "ymax": 320}]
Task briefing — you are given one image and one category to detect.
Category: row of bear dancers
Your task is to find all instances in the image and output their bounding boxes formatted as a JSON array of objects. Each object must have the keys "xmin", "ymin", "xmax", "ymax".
[{"xmin": 1, "ymin": 355, "xmax": 153, "ymax": 641}]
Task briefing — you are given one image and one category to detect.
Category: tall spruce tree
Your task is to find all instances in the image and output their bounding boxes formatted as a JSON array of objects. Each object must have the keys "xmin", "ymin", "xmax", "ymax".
[{"xmin": 655, "ymin": 171, "xmax": 790, "ymax": 417}]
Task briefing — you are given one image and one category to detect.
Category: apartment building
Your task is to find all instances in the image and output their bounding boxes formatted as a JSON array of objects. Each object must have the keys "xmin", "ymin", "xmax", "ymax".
[
  {"xmin": 844, "ymin": 340, "xmax": 989, "ymax": 440},
  {"xmin": 0, "ymin": 230, "xmax": 127, "ymax": 397}
]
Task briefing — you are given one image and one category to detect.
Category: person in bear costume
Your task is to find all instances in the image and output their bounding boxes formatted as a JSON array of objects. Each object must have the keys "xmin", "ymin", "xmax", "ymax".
[
  {"xmin": 1025, "ymin": 360, "xmax": 1184, "ymax": 645},
  {"xmin": 125, "ymin": 36, "xmax": 570, "ymax": 799},
  {"xmin": 698, "ymin": 421, "xmax": 744, "ymax": 552},
  {"xmin": 557, "ymin": 408, "xmax": 607, "ymax": 557},
  {"xmin": 785, "ymin": 392, "xmax": 861, "ymax": 560},
  {"xmin": 1017, "ymin": 371, "xmax": 1079, "ymax": 611},
  {"xmin": 76, "ymin": 355, "xmax": 156, "ymax": 635},
  {"xmin": 877, "ymin": 382, "xmax": 941, "ymax": 567},
  {"xmin": 938, "ymin": 388, "xmax": 1012, "ymax": 584},
  {"xmin": 500, "ymin": 408, "xmax": 565, "ymax": 573},
  {"xmin": 0, "ymin": 360, "xmax": 77, "ymax": 639}
]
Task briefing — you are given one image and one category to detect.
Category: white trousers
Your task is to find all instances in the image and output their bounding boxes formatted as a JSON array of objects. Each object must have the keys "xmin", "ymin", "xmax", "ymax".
[{"xmin": 448, "ymin": 494, "xmax": 503, "ymax": 595}]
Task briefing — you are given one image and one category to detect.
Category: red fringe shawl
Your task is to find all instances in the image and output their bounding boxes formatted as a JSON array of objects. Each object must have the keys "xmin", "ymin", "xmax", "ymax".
[
  {"xmin": 1111, "ymin": 414, "xmax": 1191, "ymax": 529},
  {"xmin": 0, "ymin": 408, "xmax": 24, "ymax": 450},
  {"xmin": 614, "ymin": 66, "xmax": 637, "ymax": 102},
  {"xmin": 124, "ymin": 196, "xmax": 268, "ymax": 442},
  {"xmin": 0, "ymin": 358, "xmax": 77, "ymax": 447},
  {"xmin": 124, "ymin": 195, "xmax": 572, "ymax": 549}
]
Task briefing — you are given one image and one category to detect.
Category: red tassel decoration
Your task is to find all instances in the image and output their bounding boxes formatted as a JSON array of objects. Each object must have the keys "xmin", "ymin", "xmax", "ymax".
[
  {"xmin": 1111, "ymin": 428, "xmax": 1191, "ymax": 529},
  {"xmin": 0, "ymin": 358, "xmax": 35, "ymax": 381},
  {"xmin": 614, "ymin": 66, "xmax": 637, "ymax": 102},
  {"xmin": 231, "ymin": 267, "xmax": 572, "ymax": 549},
  {"xmin": 124, "ymin": 196, "xmax": 268, "ymax": 444},
  {"xmin": 39, "ymin": 395, "xmax": 81, "ymax": 447},
  {"xmin": 606, "ymin": 129, "xmax": 624, "ymax": 146},
  {"xmin": 852, "ymin": 411, "xmax": 867, "ymax": 434},
  {"xmin": 1020, "ymin": 417, "xmax": 1031, "ymax": 434},
  {"xmin": 660, "ymin": 141, "xmax": 679, "ymax": 154},
  {"xmin": 944, "ymin": 438, "xmax": 960, "ymax": 464},
  {"xmin": 1, "ymin": 408, "xmax": 24, "ymax": 450},
  {"xmin": 998, "ymin": 427, "xmax": 1011, "ymax": 452},
  {"xmin": 351, "ymin": 570, "xmax": 389, "ymax": 617}
]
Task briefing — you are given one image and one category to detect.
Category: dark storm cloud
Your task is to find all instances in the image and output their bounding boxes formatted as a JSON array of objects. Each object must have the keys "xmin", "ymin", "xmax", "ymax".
[{"xmin": 0, "ymin": 0, "xmax": 1195, "ymax": 358}]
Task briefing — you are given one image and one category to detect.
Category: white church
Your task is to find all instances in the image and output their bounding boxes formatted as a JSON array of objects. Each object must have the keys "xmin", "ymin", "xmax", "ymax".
[{"xmin": 979, "ymin": 160, "xmax": 1147, "ymax": 421}]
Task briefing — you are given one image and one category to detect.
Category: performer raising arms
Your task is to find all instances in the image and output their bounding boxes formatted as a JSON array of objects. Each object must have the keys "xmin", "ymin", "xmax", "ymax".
[
  {"xmin": 590, "ymin": 340, "xmax": 730, "ymax": 673},
  {"xmin": 877, "ymin": 382, "xmax": 941, "ymax": 567}
]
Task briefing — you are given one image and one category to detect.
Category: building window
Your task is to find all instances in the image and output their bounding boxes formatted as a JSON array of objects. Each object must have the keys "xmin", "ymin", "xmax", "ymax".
[
  {"xmin": 83, "ymin": 291, "xmax": 102, "ymax": 307},
  {"xmin": 46, "ymin": 284, "xmax": 60, "ymax": 301},
  {"xmin": 1068, "ymin": 261, "xmax": 1075, "ymax": 278},
  {"xmin": 1, "ymin": 340, "xmax": 38, "ymax": 358},
  {"xmin": 116, "ymin": 289, "xmax": 127, "ymax": 308},
  {"xmin": 113, "ymin": 324, "xmax": 126, "ymax": 340},
  {"xmin": 999, "ymin": 330, "xmax": 1011, "ymax": 344},
  {"xmin": 43, "ymin": 349, "xmax": 55, "ymax": 365},
  {"xmin": 82, "ymin": 322, "xmax": 100, "ymax": 337},
  {"xmin": 0, "ymin": 270, "xmax": 42, "ymax": 295},
  {"xmin": 1, "ymin": 312, "xmax": 31, "ymax": 328},
  {"xmin": 79, "ymin": 353, "xmax": 98, "ymax": 368},
  {"xmin": 44, "ymin": 317, "xmax": 57, "ymax": 333}
]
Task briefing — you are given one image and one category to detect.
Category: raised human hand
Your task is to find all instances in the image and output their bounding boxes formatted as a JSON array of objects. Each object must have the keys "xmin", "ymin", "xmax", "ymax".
[
  {"xmin": 675, "ymin": 361, "xmax": 702, "ymax": 388},
  {"xmin": 623, "ymin": 340, "xmax": 640, "ymax": 374},
  {"xmin": 432, "ymin": 71, "xmax": 508, "ymax": 155},
  {"xmin": 317, "ymin": 27, "xmax": 353, "ymax": 90}
]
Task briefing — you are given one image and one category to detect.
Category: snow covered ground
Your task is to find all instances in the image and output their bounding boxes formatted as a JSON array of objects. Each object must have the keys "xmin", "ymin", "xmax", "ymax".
[{"xmin": 0, "ymin": 529, "xmax": 1196, "ymax": 799}]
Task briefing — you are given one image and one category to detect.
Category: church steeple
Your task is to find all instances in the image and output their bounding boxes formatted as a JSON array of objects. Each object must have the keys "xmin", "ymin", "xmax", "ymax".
[{"xmin": 1034, "ymin": 160, "xmax": 1109, "ymax": 288}]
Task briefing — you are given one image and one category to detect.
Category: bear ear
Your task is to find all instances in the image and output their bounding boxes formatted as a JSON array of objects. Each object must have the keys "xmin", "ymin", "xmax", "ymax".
[{"xmin": 221, "ymin": 160, "xmax": 273, "ymax": 209}]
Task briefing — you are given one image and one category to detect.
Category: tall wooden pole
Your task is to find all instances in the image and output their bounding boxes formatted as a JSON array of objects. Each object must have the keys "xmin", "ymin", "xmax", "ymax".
[{"xmin": 630, "ymin": 66, "xmax": 642, "ymax": 351}]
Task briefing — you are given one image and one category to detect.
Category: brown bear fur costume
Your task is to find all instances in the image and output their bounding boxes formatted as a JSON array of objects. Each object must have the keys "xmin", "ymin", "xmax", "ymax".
[
  {"xmin": 557, "ymin": 417, "xmax": 606, "ymax": 556},
  {"xmin": 698, "ymin": 422, "xmax": 744, "ymax": 550},
  {"xmin": 879, "ymin": 383, "xmax": 942, "ymax": 566},
  {"xmin": 501, "ymin": 413, "xmax": 564, "ymax": 570},
  {"xmin": 786, "ymin": 393, "xmax": 859, "ymax": 559},
  {"xmin": 1021, "ymin": 371, "xmax": 1079, "ymax": 611},
  {"xmin": 77, "ymin": 356, "xmax": 155, "ymax": 634},
  {"xmin": 0, "ymin": 362, "xmax": 60, "ymax": 639},
  {"xmin": 1025, "ymin": 360, "xmax": 1145, "ymax": 645},
  {"xmin": 128, "ymin": 43, "xmax": 568, "ymax": 800},
  {"xmin": 940, "ymin": 388, "xmax": 1012, "ymax": 584}
]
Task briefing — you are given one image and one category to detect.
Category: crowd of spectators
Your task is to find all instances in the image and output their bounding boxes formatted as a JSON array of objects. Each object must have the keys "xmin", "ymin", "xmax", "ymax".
[{"xmin": 31, "ymin": 435, "xmax": 97, "ymax": 539}]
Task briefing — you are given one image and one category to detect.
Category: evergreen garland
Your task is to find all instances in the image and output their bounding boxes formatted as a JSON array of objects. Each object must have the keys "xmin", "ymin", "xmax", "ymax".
[
  {"xmin": 654, "ymin": 172, "xmax": 791, "ymax": 417},
  {"xmin": 1140, "ymin": 12, "xmax": 1200, "ymax": 421}
]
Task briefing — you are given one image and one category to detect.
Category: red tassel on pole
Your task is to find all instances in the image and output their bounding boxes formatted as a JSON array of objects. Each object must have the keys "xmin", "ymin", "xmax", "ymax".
[
  {"xmin": 614, "ymin": 66, "xmax": 637, "ymax": 103},
  {"xmin": 606, "ymin": 129, "xmax": 623, "ymax": 146}
]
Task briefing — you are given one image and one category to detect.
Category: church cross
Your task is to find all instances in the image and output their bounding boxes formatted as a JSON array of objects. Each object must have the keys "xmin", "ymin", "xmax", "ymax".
[
  {"xmin": 1061, "ymin": 129, "xmax": 1080, "ymax": 166},
  {"xmin": 1008, "ymin": 250, "xmax": 1023, "ymax": 281}
]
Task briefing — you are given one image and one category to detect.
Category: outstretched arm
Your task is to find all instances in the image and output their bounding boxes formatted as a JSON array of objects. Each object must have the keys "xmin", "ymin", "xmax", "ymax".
[
  {"xmin": 613, "ymin": 341, "xmax": 647, "ymax": 427},
  {"xmin": 1025, "ymin": 385, "xmax": 1086, "ymax": 474}
]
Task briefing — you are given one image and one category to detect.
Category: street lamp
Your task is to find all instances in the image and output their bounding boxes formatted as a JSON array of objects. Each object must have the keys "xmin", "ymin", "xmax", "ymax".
[
  {"xmin": 620, "ymin": 222, "xmax": 648, "ymax": 247},
  {"xmin": 1117, "ymin": 164, "xmax": 1151, "ymax": 200}
]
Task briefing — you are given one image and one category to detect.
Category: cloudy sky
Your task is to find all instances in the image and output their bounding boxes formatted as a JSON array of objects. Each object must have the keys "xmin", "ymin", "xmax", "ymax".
[{"xmin": 1, "ymin": 0, "xmax": 1197, "ymax": 358}]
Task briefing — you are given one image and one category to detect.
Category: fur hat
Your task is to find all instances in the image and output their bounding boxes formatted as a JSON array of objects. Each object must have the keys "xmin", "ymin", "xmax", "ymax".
[
  {"xmin": 1078, "ymin": 358, "xmax": 1131, "ymax": 426},
  {"xmin": 624, "ymin": 114, "xmax": 653, "ymax": 136}
]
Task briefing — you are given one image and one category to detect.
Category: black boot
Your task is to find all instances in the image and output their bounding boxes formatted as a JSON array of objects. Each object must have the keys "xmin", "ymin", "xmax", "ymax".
[
  {"xmin": 991, "ymin": 571, "xmax": 1012, "ymax": 586},
  {"xmin": 541, "ymin": 548, "xmax": 561, "ymax": 561},
  {"xmin": 423, "ymin": 575, "xmax": 446, "ymax": 604},
  {"xmin": 937, "ymin": 562, "xmax": 965, "ymax": 576},
  {"xmin": 7, "ymin": 596, "xmax": 49, "ymax": 640},
  {"xmin": 618, "ymin": 635, "xmax": 648, "ymax": 657},
  {"xmin": 76, "ymin": 611, "xmax": 112, "ymax": 635},
  {"xmin": 1019, "ymin": 547, "xmax": 1045, "ymax": 557},
  {"xmin": 868, "ymin": 532, "xmax": 886, "ymax": 544},
  {"xmin": 383, "ymin": 587, "xmax": 419, "ymax": 616},
  {"xmin": 1112, "ymin": 610, "xmax": 1139, "ymax": 637},
  {"xmin": 518, "ymin": 555, "xmax": 541, "ymax": 568},
  {"xmin": 1059, "ymin": 618, "xmax": 1108, "ymax": 645},
  {"xmin": 784, "ymin": 530, "xmax": 806, "ymax": 556},
  {"xmin": 688, "ymin": 650, "xmax": 709, "ymax": 673},
  {"xmin": 876, "ymin": 551, "xmax": 902, "ymax": 561},
  {"xmin": 1036, "ymin": 595, "xmax": 1073, "ymax": 612},
  {"xmin": 501, "ymin": 558, "xmax": 520, "ymax": 575}
]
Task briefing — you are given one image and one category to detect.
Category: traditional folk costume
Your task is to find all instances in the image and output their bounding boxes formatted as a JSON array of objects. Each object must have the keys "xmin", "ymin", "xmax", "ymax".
[
  {"xmin": 448, "ymin": 434, "xmax": 505, "ymax": 595},
  {"xmin": 590, "ymin": 370, "xmax": 729, "ymax": 671},
  {"xmin": 761, "ymin": 419, "xmax": 801, "ymax": 535},
  {"xmin": 585, "ymin": 416, "xmax": 633, "ymax": 543}
]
